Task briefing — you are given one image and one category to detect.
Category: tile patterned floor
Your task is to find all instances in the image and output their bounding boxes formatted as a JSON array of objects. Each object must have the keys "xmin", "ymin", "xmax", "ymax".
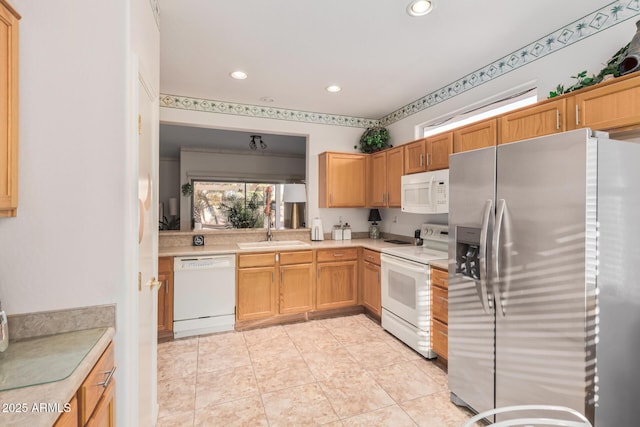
[{"xmin": 157, "ymin": 314, "xmax": 477, "ymax": 426}]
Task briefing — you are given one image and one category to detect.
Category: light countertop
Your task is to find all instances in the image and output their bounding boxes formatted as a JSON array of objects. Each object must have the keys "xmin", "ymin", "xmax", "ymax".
[
  {"xmin": 159, "ymin": 238, "xmax": 414, "ymax": 257},
  {"xmin": 0, "ymin": 327, "xmax": 115, "ymax": 427}
]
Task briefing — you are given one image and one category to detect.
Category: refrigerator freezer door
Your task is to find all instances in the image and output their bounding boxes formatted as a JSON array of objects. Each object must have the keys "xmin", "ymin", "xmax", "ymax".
[
  {"xmin": 448, "ymin": 146, "xmax": 496, "ymax": 417},
  {"xmin": 494, "ymin": 129, "xmax": 596, "ymax": 420}
]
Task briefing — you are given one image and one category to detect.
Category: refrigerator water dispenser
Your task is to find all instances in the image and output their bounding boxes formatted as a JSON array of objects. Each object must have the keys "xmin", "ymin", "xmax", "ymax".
[{"xmin": 455, "ymin": 226, "xmax": 481, "ymax": 281}]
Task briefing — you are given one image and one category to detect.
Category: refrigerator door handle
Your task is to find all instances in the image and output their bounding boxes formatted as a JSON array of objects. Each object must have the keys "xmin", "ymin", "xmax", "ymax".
[
  {"xmin": 478, "ymin": 199, "xmax": 493, "ymax": 314},
  {"xmin": 493, "ymin": 199, "xmax": 507, "ymax": 317}
]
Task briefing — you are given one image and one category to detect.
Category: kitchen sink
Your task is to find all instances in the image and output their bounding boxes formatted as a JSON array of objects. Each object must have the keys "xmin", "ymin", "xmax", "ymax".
[{"xmin": 237, "ymin": 240, "xmax": 312, "ymax": 250}]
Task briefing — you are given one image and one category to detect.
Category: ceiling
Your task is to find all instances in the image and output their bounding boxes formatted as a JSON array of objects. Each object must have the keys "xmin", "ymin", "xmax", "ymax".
[{"xmin": 158, "ymin": 0, "xmax": 612, "ymax": 155}]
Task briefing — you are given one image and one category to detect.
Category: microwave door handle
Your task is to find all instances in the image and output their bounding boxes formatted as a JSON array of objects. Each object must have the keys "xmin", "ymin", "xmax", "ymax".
[
  {"xmin": 428, "ymin": 175, "xmax": 435, "ymax": 211},
  {"xmin": 478, "ymin": 199, "xmax": 493, "ymax": 314},
  {"xmin": 493, "ymin": 199, "xmax": 507, "ymax": 317}
]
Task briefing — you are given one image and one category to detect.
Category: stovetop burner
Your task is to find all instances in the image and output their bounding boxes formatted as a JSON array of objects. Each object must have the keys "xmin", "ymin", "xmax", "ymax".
[{"xmin": 384, "ymin": 239, "xmax": 411, "ymax": 245}]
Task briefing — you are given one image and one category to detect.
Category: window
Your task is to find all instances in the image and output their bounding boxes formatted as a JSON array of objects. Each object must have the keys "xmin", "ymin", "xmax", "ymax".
[
  {"xmin": 421, "ymin": 89, "xmax": 537, "ymax": 137},
  {"xmin": 192, "ymin": 181, "xmax": 285, "ymax": 229}
]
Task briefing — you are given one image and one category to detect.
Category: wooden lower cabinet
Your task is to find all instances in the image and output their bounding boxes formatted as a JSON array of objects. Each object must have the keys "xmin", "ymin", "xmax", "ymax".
[
  {"xmin": 316, "ymin": 261, "xmax": 358, "ymax": 310},
  {"xmin": 361, "ymin": 249, "xmax": 381, "ymax": 317},
  {"xmin": 430, "ymin": 267, "xmax": 448, "ymax": 360},
  {"xmin": 157, "ymin": 256, "xmax": 174, "ymax": 341},
  {"xmin": 55, "ymin": 342, "xmax": 115, "ymax": 427},
  {"xmin": 237, "ymin": 250, "xmax": 315, "ymax": 321},
  {"xmin": 280, "ymin": 264, "xmax": 314, "ymax": 313},
  {"xmin": 237, "ymin": 266, "xmax": 278, "ymax": 320}
]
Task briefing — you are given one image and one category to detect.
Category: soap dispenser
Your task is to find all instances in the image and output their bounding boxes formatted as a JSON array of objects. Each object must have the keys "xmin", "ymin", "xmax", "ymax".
[{"xmin": 0, "ymin": 300, "xmax": 8, "ymax": 352}]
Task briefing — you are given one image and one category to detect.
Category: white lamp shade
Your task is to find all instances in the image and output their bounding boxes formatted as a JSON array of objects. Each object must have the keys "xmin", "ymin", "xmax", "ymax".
[{"xmin": 283, "ymin": 184, "xmax": 306, "ymax": 203}]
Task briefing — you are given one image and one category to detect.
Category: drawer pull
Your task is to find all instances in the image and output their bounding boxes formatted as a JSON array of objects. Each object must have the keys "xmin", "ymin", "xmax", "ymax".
[
  {"xmin": 333, "ymin": 253, "xmax": 344, "ymax": 257},
  {"xmin": 438, "ymin": 330, "xmax": 448, "ymax": 338},
  {"xmin": 98, "ymin": 366, "xmax": 117, "ymax": 388},
  {"xmin": 438, "ymin": 296, "xmax": 448, "ymax": 303}
]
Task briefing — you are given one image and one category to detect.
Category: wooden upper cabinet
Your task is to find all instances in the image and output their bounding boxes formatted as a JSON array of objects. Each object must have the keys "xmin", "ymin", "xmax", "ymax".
[
  {"xmin": 318, "ymin": 152, "xmax": 366, "ymax": 207},
  {"xmin": 499, "ymin": 98, "xmax": 566, "ymax": 145},
  {"xmin": 386, "ymin": 146, "xmax": 404, "ymax": 207},
  {"xmin": 426, "ymin": 132, "xmax": 453, "ymax": 170},
  {"xmin": 568, "ymin": 74, "xmax": 640, "ymax": 133},
  {"xmin": 368, "ymin": 151, "xmax": 387, "ymax": 207},
  {"xmin": 404, "ymin": 138, "xmax": 427, "ymax": 174},
  {"xmin": 453, "ymin": 118, "xmax": 497, "ymax": 153},
  {"xmin": 0, "ymin": 1, "xmax": 20, "ymax": 218}
]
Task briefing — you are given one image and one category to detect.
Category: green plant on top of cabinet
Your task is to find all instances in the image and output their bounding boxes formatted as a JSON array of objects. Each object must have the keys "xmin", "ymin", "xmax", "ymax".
[{"xmin": 318, "ymin": 152, "xmax": 366, "ymax": 207}]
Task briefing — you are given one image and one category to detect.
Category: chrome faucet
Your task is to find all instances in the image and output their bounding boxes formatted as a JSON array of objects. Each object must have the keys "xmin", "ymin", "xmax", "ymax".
[{"xmin": 266, "ymin": 210, "xmax": 273, "ymax": 241}]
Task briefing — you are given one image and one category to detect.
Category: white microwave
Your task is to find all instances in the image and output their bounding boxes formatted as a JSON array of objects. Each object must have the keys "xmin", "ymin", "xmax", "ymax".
[{"xmin": 401, "ymin": 170, "xmax": 449, "ymax": 214}]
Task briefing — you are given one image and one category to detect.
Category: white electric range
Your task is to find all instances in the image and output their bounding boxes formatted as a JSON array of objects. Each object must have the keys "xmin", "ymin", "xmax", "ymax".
[{"xmin": 380, "ymin": 223, "xmax": 449, "ymax": 359}]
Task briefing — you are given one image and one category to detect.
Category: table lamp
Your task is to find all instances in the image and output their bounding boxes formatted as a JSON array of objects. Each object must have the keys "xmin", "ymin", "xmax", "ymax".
[
  {"xmin": 283, "ymin": 184, "xmax": 306, "ymax": 229},
  {"xmin": 368, "ymin": 209, "xmax": 382, "ymax": 239}
]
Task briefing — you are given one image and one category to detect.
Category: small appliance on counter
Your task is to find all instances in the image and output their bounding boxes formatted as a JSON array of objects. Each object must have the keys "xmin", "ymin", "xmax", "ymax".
[
  {"xmin": 311, "ymin": 217, "xmax": 324, "ymax": 241},
  {"xmin": 331, "ymin": 225, "xmax": 343, "ymax": 240},
  {"xmin": 342, "ymin": 223, "xmax": 352, "ymax": 240}
]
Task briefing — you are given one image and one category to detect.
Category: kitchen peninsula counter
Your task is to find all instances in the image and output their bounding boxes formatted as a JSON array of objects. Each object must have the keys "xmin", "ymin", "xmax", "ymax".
[{"xmin": 0, "ymin": 327, "xmax": 115, "ymax": 427}]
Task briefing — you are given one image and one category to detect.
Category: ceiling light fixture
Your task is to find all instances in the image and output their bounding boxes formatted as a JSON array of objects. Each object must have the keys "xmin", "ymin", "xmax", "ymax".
[
  {"xmin": 406, "ymin": 0, "xmax": 433, "ymax": 17},
  {"xmin": 230, "ymin": 70, "xmax": 248, "ymax": 80},
  {"xmin": 249, "ymin": 135, "xmax": 267, "ymax": 151},
  {"xmin": 326, "ymin": 85, "xmax": 341, "ymax": 93}
]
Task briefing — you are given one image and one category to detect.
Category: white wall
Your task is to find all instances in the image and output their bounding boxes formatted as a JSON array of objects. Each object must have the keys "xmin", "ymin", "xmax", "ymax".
[
  {"xmin": 1, "ymin": 0, "xmax": 128, "ymax": 314},
  {"xmin": 0, "ymin": 1, "xmax": 159, "ymax": 426}
]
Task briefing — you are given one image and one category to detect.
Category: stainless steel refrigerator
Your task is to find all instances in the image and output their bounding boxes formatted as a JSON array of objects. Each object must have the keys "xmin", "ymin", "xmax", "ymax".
[{"xmin": 448, "ymin": 128, "xmax": 640, "ymax": 425}]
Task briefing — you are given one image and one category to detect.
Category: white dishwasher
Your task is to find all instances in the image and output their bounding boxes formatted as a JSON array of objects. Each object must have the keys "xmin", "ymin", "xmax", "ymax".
[{"xmin": 173, "ymin": 254, "xmax": 236, "ymax": 338}]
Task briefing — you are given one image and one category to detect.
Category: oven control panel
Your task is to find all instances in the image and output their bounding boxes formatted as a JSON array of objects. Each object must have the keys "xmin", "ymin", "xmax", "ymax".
[{"xmin": 420, "ymin": 223, "xmax": 449, "ymax": 243}]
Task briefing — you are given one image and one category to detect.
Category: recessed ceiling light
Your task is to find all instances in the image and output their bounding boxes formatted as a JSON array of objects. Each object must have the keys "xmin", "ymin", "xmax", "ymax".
[
  {"xmin": 407, "ymin": 0, "xmax": 433, "ymax": 16},
  {"xmin": 230, "ymin": 71, "xmax": 248, "ymax": 80},
  {"xmin": 260, "ymin": 97, "xmax": 275, "ymax": 103},
  {"xmin": 326, "ymin": 85, "xmax": 341, "ymax": 93}
]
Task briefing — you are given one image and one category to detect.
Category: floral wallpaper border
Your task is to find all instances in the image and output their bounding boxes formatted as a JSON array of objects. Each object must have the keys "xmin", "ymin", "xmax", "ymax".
[
  {"xmin": 160, "ymin": 1, "xmax": 640, "ymax": 129},
  {"xmin": 159, "ymin": 95, "xmax": 379, "ymax": 128},
  {"xmin": 379, "ymin": 0, "xmax": 640, "ymax": 126}
]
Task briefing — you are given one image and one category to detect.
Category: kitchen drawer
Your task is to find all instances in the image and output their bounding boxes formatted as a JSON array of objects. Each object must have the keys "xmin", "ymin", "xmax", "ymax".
[
  {"xmin": 432, "ymin": 285, "xmax": 448, "ymax": 324},
  {"xmin": 432, "ymin": 319, "xmax": 448, "ymax": 360},
  {"xmin": 158, "ymin": 256, "xmax": 173, "ymax": 272},
  {"xmin": 316, "ymin": 247, "xmax": 358, "ymax": 263},
  {"xmin": 238, "ymin": 252, "xmax": 276, "ymax": 268},
  {"xmin": 79, "ymin": 342, "xmax": 115, "ymax": 425},
  {"xmin": 362, "ymin": 248, "xmax": 381, "ymax": 265},
  {"xmin": 279, "ymin": 250, "xmax": 313, "ymax": 265},
  {"xmin": 430, "ymin": 267, "xmax": 448, "ymax": 289}
]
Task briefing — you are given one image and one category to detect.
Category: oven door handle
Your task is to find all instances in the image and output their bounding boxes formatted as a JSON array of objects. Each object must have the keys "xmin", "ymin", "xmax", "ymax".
[{"xmin": 381, "ymin": 255, "xmax": 426, "ymax": 274}]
